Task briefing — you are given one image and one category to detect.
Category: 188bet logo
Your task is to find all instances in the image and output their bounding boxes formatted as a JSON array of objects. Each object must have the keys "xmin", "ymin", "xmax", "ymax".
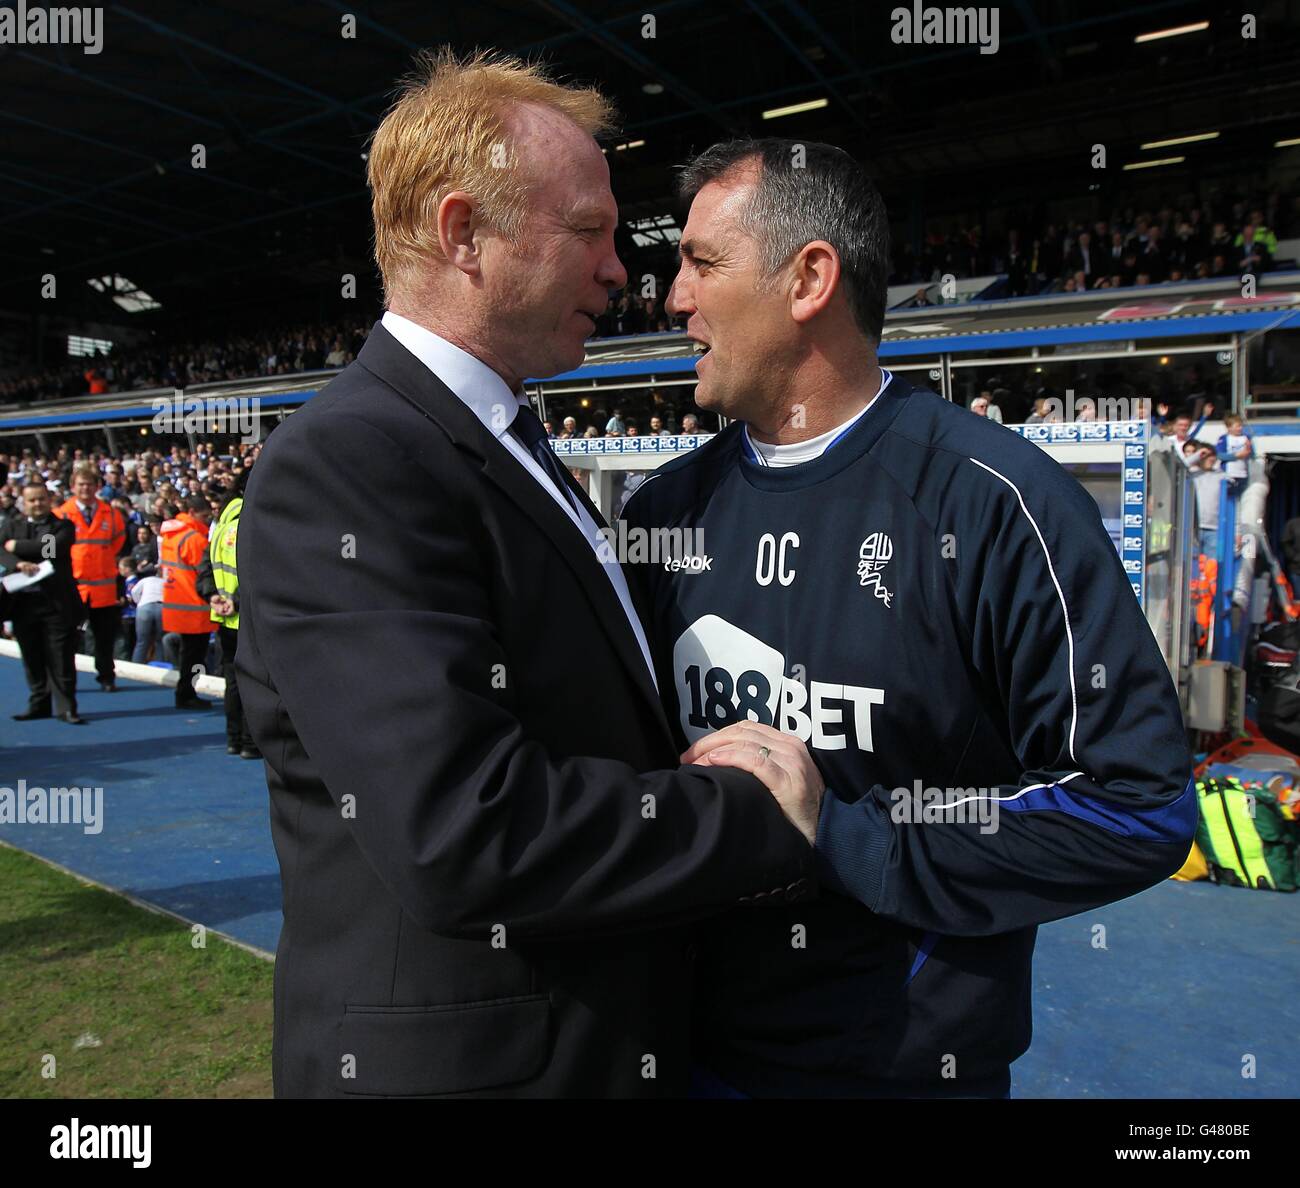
[{"xmin": 674, "ymin": 615, "xmax": 884, "ymax": 752}]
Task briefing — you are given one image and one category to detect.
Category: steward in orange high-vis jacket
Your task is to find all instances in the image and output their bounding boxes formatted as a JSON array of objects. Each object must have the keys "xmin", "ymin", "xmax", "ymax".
[
  {"xmin": 159, "ymin": 495, "xmax": 215, "ymax": 710},
  {"xmin": 55, "ymin": 466, "xmax": 127, "ymax": 691}
]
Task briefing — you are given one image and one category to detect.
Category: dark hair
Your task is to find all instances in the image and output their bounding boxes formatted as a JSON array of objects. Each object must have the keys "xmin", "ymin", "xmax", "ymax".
[
  {"xmin": 676, "ymin": 138, "xmax": 890, "ymax": 341},
  {"xmin": 215, "ymin": 468, "xmax": 248, "ymax": 516},
  {"xmin": 183, "ymin": 494, "xmax": 208, "ymax": 514}
]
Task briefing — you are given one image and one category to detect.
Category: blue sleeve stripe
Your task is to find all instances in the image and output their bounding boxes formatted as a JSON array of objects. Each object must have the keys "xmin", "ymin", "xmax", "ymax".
[
  {"xmin": 905, "ymin": 930, "xmax": 939, "ymax": 985},
  {"xmin": 1000, "ymin": 774, "xmax": 1197, "ymax": 842}
]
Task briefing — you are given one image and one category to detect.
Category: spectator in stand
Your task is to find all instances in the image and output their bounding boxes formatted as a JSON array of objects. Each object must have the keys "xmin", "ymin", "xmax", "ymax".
[
  {"xmin": 1105, "ymin": 230, "xmax": 1127, "ymax": 274},
  {"xmin": 681, "ymin": 413, "xmax": 700, "ymax": 435},
  {"xmin": 562, "ymin": 415, "xmax": 578, "ymax": 437},
  {"xmin": 111, "ymin": 495, "xmax": 140, "ymax": 531},
  {"xmin": 1038, "ymin": 224, "xmax": 1063, "ymax": 283},
  {"xmin": 1137, "ymin": 226, "xmax": 1167, "ymax": 282},
  {"xmin": 1207, "ymin": 221, "xmax": 1235, "ymax": 262},
  {"xmin": 1067, "ymin": 230, "xmax": 1096, "ymax": 286},
  {"xmin": 619, "ymin": 292, "xmax": 645, "ymax": 335},
  {"xmin": 1247, "ymin": 210, "xmax": 1279, "ymax": 259},
  {"xmin": 1170, "ymin": 410, "xmax": 1206, "ymax": 463},
  {"xmin": 1217, "ymin": 413, "xmax": 1253, "ymax": 494},
  {"xmin": 605, "ymin": 407, "xmax": 626, "ymax": 434},
  {"xmin": 970, "ymin": 390, "xmax": 1003, "ymax": 422},
  {"xmin": 1185, "ymin": 441, "xmax": 1223, "ymax": 557},
  {"xmin": 1005, "ymin": 229, "xmax": 1030, "ymax": 296},
  {"xmin": 1236, "ymin": 220, "xmax": 1272, "ymax": 276},
  {"xmin": 115, "ymin": 556, "xmax": 140, "ymax": 660},
  {"xmin": 1170, "ymin": 221, "xmax": 1203, "ymax": 273},
  {"xmin": 1025, "ymin": 395, "xmax": 1060, "ymax": 423},
  {"xmin": 131, "ymin": 523, "xmax": 158, "ymax": 574},
  {"xmin": 84, "ymin": 365, "xmax": 109, "ymax": 395},
  {"xmin": 1125, "ymin": 216, "xmax": 1150, "ymax": 255}
]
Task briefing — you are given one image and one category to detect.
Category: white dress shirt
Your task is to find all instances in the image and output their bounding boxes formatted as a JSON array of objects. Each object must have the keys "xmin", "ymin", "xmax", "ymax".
[{"xmin": 380, "ymin": 311, "xmax": 657, "ymax": 689}]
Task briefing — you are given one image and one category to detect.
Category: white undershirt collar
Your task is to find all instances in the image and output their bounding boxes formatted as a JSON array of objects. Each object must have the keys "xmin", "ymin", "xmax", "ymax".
[{"xmin": 744, "ymin": 368, "xmax": 893, "ymax": 468}]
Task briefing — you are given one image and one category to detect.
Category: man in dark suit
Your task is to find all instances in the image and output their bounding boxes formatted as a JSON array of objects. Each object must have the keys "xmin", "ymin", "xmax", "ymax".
[
  {"xmin": 1066, "ymin": 229, "xmax": 1096, "ymax": 287},
  {"xmin": 236, "ymin": 49, "xmax": 821, "ymax": 1099},
  {"xmin": 1, "ymin": 480, "xmax": 85, "ymax": 724}
]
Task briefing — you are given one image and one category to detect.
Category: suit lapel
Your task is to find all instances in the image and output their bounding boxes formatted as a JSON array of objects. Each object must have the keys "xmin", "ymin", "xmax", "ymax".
[{"xmin": 356, "ymin": 323, "xmax": 673, "ymax": 745}]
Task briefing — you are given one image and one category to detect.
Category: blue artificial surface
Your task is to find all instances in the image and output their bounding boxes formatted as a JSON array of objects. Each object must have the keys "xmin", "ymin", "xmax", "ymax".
[{"xmin": 0, "ymin": 658, "xmax": 282, "ymax": 954}]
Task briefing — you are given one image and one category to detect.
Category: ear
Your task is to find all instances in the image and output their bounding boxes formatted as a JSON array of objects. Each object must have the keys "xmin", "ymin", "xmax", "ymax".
[
  {"xmin": 789, "ymin": 241, "xmax": 841, "ymax": 326},
  {"xmin": 437, "ymin": 191, "xmax": 482, "ymax": 276}
]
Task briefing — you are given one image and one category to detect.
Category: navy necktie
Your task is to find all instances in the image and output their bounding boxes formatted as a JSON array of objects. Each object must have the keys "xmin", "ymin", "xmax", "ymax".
[{"xmin": 510, "ymin": 404, "xmax": 578, "ymax": 515}]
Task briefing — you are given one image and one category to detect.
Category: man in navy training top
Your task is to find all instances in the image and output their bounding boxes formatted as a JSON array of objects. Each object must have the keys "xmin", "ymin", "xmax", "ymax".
[{"xmin": 622, "ymin": 138, "xmax": 1195, "ymax": 1099}]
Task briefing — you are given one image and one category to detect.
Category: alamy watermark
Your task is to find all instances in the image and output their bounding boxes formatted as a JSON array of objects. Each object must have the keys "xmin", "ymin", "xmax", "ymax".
[
  {"xmin": 0, "ymin": 3, "xmax": 103, "ymax": 54},
  {"xmin": 50, "ymin": 1118, "xmax": 150, "ymax": 1168},
  {"xmin": 891, "ymin": 4, "xmax": 1000, "ymax": 55},
  {"xmin": 890, "ymin": 780, "xmax": 1001, "ymax": 834},
  {"xmin": 1030, "ymin": 391, "xmax": 1152, "ymax": 423},
  {"xmin": 152, "ymin": 390, "xmax": 261, "ymax": 444},
  {"xmin": 0, "ymin": 779, "xmax": 103, "ymax": 834},
  {"xmin": 597, "ymin": 523, "xmax": 709, "ymax": 570}
]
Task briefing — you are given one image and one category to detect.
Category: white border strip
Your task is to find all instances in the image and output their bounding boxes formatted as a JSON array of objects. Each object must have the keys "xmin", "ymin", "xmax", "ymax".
[{"xmin": 0, "ymin": 639, "xmax": 226, "ymax": 698}]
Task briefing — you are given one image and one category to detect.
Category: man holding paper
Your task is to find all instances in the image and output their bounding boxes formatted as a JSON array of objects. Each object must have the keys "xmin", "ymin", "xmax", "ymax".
[{"xmin": 1, "ymin": 480, "xmax": 85, "ymax": 724}]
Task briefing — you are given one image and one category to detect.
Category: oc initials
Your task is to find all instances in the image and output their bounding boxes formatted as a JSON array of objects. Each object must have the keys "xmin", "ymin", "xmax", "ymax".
[{"xmin": 756, "ymin": 532, "xmax": 799, "ymax": 586}]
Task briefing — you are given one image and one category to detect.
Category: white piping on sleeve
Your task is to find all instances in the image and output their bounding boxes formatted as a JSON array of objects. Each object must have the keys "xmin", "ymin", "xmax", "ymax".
[
  {"xmin": 968, "ymin": 456, "xmax": 1080, "ymax": 764},
  {"xmin": 939, "ymin": 771, "xmax": 1086, "ymax": 812}
]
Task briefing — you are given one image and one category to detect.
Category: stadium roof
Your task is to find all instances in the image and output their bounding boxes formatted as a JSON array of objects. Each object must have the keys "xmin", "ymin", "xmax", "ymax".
[{"xmin": 2, "ymin": 1, "xmax": 1299, "ymax": 329}]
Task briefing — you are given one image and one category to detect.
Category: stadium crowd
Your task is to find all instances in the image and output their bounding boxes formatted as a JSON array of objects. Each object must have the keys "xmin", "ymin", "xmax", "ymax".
[
  {"xmin": 895, "ymin": 189, "xmax": 1295, "ymax": 299},
  {"xmin": 541, "ymin": 404, "xmax": 702, "ymax": 440},
  {"xmin": 0, "ymin": 442, "xmax": 257, "ymax": 673},
  {"xmin": 5, "ymin": 190, "xmax": 1292, "ymax": 409},
  {"xmin": 0, "ymin": 320, "xmax": 371, "ymax": 407}
]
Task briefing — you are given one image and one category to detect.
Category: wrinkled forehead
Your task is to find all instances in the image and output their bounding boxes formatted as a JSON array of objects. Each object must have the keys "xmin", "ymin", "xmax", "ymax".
[
  {"xmin": 682, "ymin": 163, "xmax": 759, "ymax": 244},
  {"xmin": 506, "ymin": 102, "xmax": 614, "ymax": 219}
]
